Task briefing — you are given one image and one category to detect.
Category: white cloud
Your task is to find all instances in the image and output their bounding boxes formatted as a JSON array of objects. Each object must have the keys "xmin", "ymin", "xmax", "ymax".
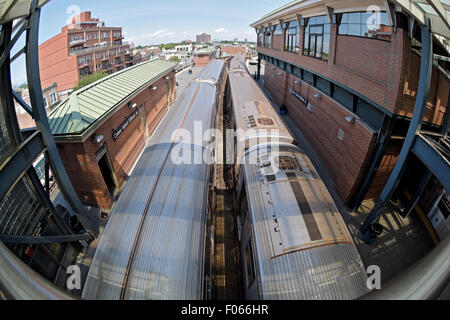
[
  {"xmin": 128, "ymin": 29, "xmax": 177, "ymax": 45},
  {"xmin": 215, "ymin": 27, "xmax": 228, "ymax": 34}
]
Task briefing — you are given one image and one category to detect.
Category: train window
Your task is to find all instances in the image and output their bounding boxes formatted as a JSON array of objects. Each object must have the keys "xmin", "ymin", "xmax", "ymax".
[{"xmin": 245, "ymin": 239, "xmax": 256, "ymax": 288}]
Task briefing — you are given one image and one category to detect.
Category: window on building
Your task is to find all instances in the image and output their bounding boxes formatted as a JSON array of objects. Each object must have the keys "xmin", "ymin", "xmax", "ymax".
[
  {"xmin": 258, "ymin": 31, "xmax": 263, "ymax": 47},
  {"xmin": 337, "ymin": 12, "xmax": 392, "ymax": 40},
  {"xmin": 273, "ymin": 24, "xmax": 283, "ymax": 35},
  {"xmin": 284, "ymin": 20, "xmax": 299, "ymax": 53},
  {"xmin": 264, "ymin": 28, "xmax": 271, "ymax": 48},
  {"xmin": 49, "ymin": 92, "xmax": 57, "ymax": 104},
  {"xmin": 303, "ymin": 15, "xmax": 331, "ymax": 61},
  {"xmin": 245, "ymin": 239, "xmax": 256, "ymax": 288},
  {"xmin": 43, "ymin": 97, "xmax": 47, "ymax": 108}
]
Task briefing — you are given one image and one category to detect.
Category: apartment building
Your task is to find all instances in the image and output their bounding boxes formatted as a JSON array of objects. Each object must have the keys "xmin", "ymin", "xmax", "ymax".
[
  {"xmin": 196, "ymin": 33, "xmax": 212, "ymax": 43},
  {"xmin": 252, "ymin": 0, "xmax": 449, "ymax": 208},
  {"xmin": 38, "ymin": 11, "xmax": 133, "ymax": 92}
]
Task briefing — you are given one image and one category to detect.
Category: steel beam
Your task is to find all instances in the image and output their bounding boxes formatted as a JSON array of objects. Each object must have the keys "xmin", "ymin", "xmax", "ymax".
[
  {"xmin": 0, "ymin": 234, "xmax": 90, "ymax": 245},
  {"xmin": 350, "ymin": 117, "xmax": 396, "ymax": 210},
  {"xmin": 402, "ymin": 170, "xmax": 432, "ymax": 217},
  {"xmin": 441, "ymin": 92, "xmax": 450, "ymax": 137},
  {"xmin": 360, "ymin": 22, "xmax": 433, "ymax": 235},
  {"xmin": 12, "ymin": 90, "xmax": 33, "ymax": 116},
  {"xmin": 412, "ymin": 134, "xmax": 450, "ymax": 191},
  {"xmin": 0, "ymin": 131, "xmax": 45, "ymax": 201},
  {"xmin": 25, "ymin": 0, "xmax": 98, "ymax": 238}
]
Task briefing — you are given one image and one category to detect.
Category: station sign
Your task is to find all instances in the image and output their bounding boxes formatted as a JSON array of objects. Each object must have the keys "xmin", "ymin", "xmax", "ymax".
[
  {"xmin": 112, "ymin": 109, "xmax": 139, "ymax": 140},
  {"xmin": 289, "ymin": 88, "xmax": 308, "ymax": 105}
]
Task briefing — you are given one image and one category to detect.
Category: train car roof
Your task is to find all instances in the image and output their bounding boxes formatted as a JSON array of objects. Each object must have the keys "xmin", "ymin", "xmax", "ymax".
[
  {"xmin": 228, "ymin": 56, "xmax": 294, "ymax": 155},
  {"xmin": 242, "ymin": 143, "xmax": 369, "ymax": 299},
  {"xmin": 82, "ymin": 59, "xmax": 224, "ymax": 300}
]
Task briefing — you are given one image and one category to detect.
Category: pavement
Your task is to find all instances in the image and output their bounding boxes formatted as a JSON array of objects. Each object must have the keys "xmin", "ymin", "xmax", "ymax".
[{"xmin": 250, "ymin": 61, "xmax": 436, "ymax": 286}]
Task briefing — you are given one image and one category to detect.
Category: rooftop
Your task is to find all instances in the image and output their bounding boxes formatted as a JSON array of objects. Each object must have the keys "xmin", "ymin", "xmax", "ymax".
[{"xmin": 48, "ymin": 58, "xmax": 176, "ymax": 139}]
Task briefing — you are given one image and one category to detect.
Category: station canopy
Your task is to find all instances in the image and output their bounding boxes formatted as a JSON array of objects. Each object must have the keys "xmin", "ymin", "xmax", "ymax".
[
  {"xmin": 251, "ymin": 0, "xmax": 449, "ymax": 48},
  {"xmin": 0, "ymin": 0, "xmax": 48, "ymax": 24}
]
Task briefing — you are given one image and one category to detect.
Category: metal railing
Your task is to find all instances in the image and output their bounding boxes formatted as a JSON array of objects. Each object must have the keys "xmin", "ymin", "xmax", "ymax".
[
  {"xmin": 0, "ymin": 241, "xmax": 75, "ymax": 300},
  {"xmin": 361, "ymin": 235, "xmax": 450, "ymax": 300}
]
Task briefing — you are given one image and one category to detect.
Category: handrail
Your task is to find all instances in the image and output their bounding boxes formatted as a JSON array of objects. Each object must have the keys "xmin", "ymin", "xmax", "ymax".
[
  {"xmin": 0, "ymin": 242, "xmax": 75, "ymax": 300},
  {"xmin": 361, "ymin": 235, "xmax": 450, "ymax": 300}
]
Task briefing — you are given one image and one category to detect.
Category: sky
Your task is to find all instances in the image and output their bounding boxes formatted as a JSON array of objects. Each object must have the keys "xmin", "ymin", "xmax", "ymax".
[
  {"xmin": 37, "ymin": 0, "xmax": 282, "ymax": 45},
  {"xmin": 11, "ymin": 0, "xmax": 286, "ymax": 86}
]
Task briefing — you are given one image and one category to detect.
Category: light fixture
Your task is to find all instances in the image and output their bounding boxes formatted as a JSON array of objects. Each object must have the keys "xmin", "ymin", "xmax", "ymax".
[
  {"xmin": 165, "ymin": 76, "xmax": 170, "ymax": 80},
  {"xmin": 151, "ymin": 86, "xmax": 157, "ymax": 91},
  {"xmin": 345, "ymin": 116, "xmax": 356, "ymax": 124},
  {"xmin": 278, "ymin": 72, "xmax": 284, "ymax": 76},
  {"xmin": 94, "ymin": 134, "xmax": 104, "ymax": 144},
  {"xmin": 294, "ymin": 80, "xmax": 301, "ymax": 85},
  {"xmin": 128, "ymin": 102, "xmax": 137, "ymax": 109},
  {"xmin": 314, "ymin": 93, "xmax": 322, "ymax": 99}
]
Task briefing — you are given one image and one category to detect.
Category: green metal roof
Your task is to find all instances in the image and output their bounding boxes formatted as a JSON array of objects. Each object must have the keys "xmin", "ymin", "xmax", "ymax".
[{"xmin": 49, "ymin": 59, "xmax": 176, "ymax": 138}]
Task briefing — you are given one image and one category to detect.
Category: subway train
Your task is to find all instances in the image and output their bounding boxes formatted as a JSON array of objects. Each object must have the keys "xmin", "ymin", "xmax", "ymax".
[
  {"xmin": 82, "ymin": 59, "xmax": 225, "ymax": 300},
  {"xmin": 228, "ymin": 55, "xmax": 370, "ymax": 299}
]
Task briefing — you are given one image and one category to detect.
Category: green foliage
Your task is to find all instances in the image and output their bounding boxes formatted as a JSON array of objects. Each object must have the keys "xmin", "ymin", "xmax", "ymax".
[
  {"xmin": 169, "ymin": 56, "xmax": 180, "ymax": 63},
  {"xmin": 158, "ymin": 43, "xmax": 177, "ymax": 50},
  {"xmin": 19, "ymin": 82, "xmax": 28, "ymax": 89},
  {"xmin": 73, "ymin": 71, "xmax": 109, "ymax": 91}
]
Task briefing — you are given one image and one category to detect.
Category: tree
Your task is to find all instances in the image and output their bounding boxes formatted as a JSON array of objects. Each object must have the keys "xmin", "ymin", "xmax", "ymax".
[
  {"xmin": 169, "ymin": 56, "xmax": 180, "ymax": 63},
  {"xmin": 158, "ymin": 43, "xmax": 177, "ymax": 50},
  {"xmin": 73, "ymin": 71, "xmax": 109, "ymax": 91}
]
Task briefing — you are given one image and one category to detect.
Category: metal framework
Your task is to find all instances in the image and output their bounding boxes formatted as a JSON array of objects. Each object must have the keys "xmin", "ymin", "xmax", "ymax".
[
  {"xmin": 0, "ymin": 0, "xmax": 98, "ymax": 298},
  {"xmin": 360, "ymin": 20, "xmax": 450, "ymax": 235}
]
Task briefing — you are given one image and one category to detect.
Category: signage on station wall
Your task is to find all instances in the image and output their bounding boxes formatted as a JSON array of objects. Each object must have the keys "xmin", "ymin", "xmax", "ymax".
[
  {"xmin": 289, "ymin": 88, "xmax": 308, "ymax": 105},
  {"xmin": 112, "ymin": 109, "xmax": 139, "ymax": 140}
]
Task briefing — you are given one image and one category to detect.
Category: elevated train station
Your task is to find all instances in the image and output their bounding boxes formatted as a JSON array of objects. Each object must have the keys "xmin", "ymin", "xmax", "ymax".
[{"xmin": 0, "ymin": 0, "xmax": 449, "ymax": 300}]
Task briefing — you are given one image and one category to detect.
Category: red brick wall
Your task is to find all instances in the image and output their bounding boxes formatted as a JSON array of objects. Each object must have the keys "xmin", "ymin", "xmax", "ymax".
[
  {"xmin": 195, "ymin": 55, "xmax": 212, "ymax": 67},
  {"xmin": 57, "ymin": 71, "xmax": 176, "ymax": 210},
  {"xmin": 264, "ymin": 62, "xmax": 377, "ymax": 203},
  {"xmin": 39, "ymin": 31, "xmax": 79, "ymax": 91},
  {"xmin": 397, "ymin": 51, "xmax": 449, "ymax": 125},
  {"xmin": 221, "ymin": 46, "xmax": 247, "ymax": 55},
  {"xmin": 259, "ymin": 27, "xmax": 407, "ymax": 115},
  {"xmin": 366, "ymin": 140, "xmax": 402, "ymax": 200},
  {"xmin": 272, "ymin": 34, "xmax": 284, "ymax": 51}
]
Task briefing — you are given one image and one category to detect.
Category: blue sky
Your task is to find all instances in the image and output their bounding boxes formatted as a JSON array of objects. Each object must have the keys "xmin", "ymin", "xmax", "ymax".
[
  {"xmin": 38, "ymin": 0, "xmax": 285, "ymax": 44},
  {"xmin": 11, "ymin": 0, "xmax": 286, "ymax": 86}
]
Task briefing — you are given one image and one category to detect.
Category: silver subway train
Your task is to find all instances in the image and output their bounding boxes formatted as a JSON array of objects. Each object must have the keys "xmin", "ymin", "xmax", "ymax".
[
  {"xmin": 82, "ymin": 60, "xmax": 225, "ymax": 300},
  {"xmin": 228, "ymin": 55, "xmax": 370, "ymax": 300}
]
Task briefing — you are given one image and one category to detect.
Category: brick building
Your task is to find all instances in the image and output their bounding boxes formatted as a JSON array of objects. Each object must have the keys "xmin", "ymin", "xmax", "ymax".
[
  {"xmin": 39, "ymin": 11, "xmax": 133, "ymax": 93},
  {"xmin": 252, "ymin": 0, "xmax": 449, "ymax": 207},
  {"xmin": 221, "ymin": 46, "xmax": 248, "ymax": 56},
  {"xmin": 196, "ymin": 33, "xmax": 212, "ymax": 43},
  {"xmin": 48, "ymin": 59, "xmax": 177, "ymax": 210},
  {"xmin": 193, "ymin": 49, "xmax": 216, "ymax": 67}
]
